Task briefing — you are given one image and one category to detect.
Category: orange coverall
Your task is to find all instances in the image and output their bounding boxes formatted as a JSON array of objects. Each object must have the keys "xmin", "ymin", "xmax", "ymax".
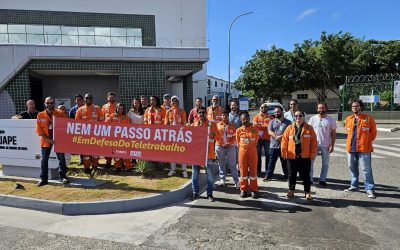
[
  {"xmin": 75, "ymin": 104, "xmax": 104, "ymax": 169},
  {"xmin": 165, "ymin": 107, "xmax": 187, "ymax": 125},
  {"xmin": 236, "ymin": 124, "xmax": 259, "ymax": 192},
  {"xmin": 143, "ymin": 107, "xmax": 166, "ymax": 125},
  {"xmin": 102, "ymin": 102, "xmax": 117, "ymax": 165},
  {"xmin": 36, "ymin": 109, "xmax": 67, "ymax": 147},
  {"xmin": 105, "ymin": 113, "xmax": 132, "ymax": 170},
  {"xmin": 206, "ymin": 106, "xmax": 223, "ymax": 123}
]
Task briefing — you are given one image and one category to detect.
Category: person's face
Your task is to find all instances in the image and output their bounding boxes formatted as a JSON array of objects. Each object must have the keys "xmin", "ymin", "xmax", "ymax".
[
  {"xmin": 75, "ymin": 97, "xmax": 83, "ymax": 106},
  {"xmin": 198, "ymin": 109, "xmax": 206, "ymax": 120},
  {"xmin": 222, "ymin": 113, "xmax": 229, "ymax": 123},
  {"xmin": 196, "ymin": 99, "xmax": 202, "ymax": 107},
  {"xmin": 240, "ymin": 113, "xmax": 250, "ymax": 125},
  {"xmin": 27, "ymin": 101, "xmax": 35, "ymax": 111},
  {"xmin": 108, "ymin": 95, "xmax": 115, "ymax": 103},
  {"xmin": 141, "ymin": 97, "xmax": 148, "ymax": 105},
  {"xmin": 351, "ymin": 102, "xmax": 361, "ymax": 114},
  {"xmin": 133, "ymin": 100, "xmax": 140, "ymax": 109},
  {"xmin": 274, "ymin": 108, "xmax": 282, "ymax": 118},
  {"xmin": 117, "ymin": 105, "xmax": 124, "ymax": 114},
  {"xmin": 171, "ymin": 98, "xmax": 179, "ymax": 107},
  {"xmin": 44, "ymin": 98, "xmax": 55, "ymax": 111},
  {"xmin": 317, "ymin": 104, "xmax": 327, "ymax": 115},
  {"xmin": 230, "ymin": 102, "xmax": 238, "ymax": 111},
  {"xmin": 163, "ymin": 98, "xmax": 171, "ymax": 106},
  {"xmin": 295, "ymin": 111, "xmax": 304, "ymax": 124},
  {"xmin": 260, "ymin": 105, "xmax": 267, "ymax": 114},
  {"xmin": 149, "ymin": 97, "xmax": 156, "ymax": 107},
  {"xmin": 84, "ymin": 94, "xmax": 93, "ymax": 105},
  {"xmin": 290, "ymin": 101, "xmax": 298, "ymax": 111},
  {"xmin": 212, "ymin": 97, "xmax": 219, "ymax": 106}
]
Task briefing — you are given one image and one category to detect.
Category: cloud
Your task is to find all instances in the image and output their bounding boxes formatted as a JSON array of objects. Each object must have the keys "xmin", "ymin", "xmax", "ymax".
[{"xmin": 296, "ymin": 8, "xmax": 318, "ymax": 21}]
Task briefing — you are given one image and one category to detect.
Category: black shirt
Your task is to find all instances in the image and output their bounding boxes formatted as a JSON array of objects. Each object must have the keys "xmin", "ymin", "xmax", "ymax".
[{"xmin": 17, "ymin": 110, "xmax": 39, "ymax": 119}]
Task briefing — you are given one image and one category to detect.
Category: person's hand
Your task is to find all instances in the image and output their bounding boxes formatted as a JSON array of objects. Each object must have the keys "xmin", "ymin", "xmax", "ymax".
[
  {"xmin": 275, "ymin": 135, "xmax": 282, "ymax": 142},
  {"xmin": 328, "ymin": 145, "xmax": 334, "ymax": 153},
  {"xmin": 45, "ymin": 138, "xmax": 54, "ymax": 144}
]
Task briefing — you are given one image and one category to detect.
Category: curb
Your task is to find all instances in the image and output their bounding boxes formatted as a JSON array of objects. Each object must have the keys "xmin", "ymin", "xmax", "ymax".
[
  {"xmin": 0, "ymin": 174, "xmax": 207, "ymax": 215},
  {"xmin": 377, "ymin": 127, "xmax": 400, "ymax": 132}
]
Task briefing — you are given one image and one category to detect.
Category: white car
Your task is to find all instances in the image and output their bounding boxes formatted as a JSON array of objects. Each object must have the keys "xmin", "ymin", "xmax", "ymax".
[{"xmin": 263, "ymin": 102, "xmax": 286, "ymax": 119}]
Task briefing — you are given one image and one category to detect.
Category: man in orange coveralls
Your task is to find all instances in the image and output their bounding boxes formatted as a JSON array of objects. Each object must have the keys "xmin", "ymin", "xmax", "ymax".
[
  {"xmin": 102, "ymin": 92, "xmax": 117, "ymax": 168},
  {"xmin": 105, "ymin": 103, "xmax": 132, "ymax": 172},
  {"xmin": 236, "ymin": 111, "xmax": 259, "ymax": 199},
  {"xmin": 36, "ymin": 96, "xmax": 69, "ymax": 186},
  {"xmin": 75, "ymin": 93, "xmax": 104, "ymax": 175}
]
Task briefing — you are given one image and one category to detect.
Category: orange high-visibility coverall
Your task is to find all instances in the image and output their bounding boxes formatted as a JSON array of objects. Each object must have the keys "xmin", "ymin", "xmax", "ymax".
[
  {"xmin": 165, "ymin": 106, "xmax": 187, "ymax": 125},
  {"xmin": 36, "ymin": 109, "xmax": 67, "ymax": 147},
  {"xmin": 102, "ymin": 102, "xmax": 117, "ymax": 165},
  {"xmin": 236, "ymin": 124, "xmax": 259, "ymax": 192},
  {"xmin": 206, "ymin": 106, "xmax": 223, "ymax": 123},
  {"xmin": 75, "ymin": 104, "xmax": 104, "ymax": 169},
  {"xmin": 344, "ymin": 113, "xmax": 377, "ymax": 153},
  {"xmin": 253, "ymin": 113, "xmax": 271, "ymax": 140},
  {"xmin": 143, "ymin": 107, "xmax": 166, "ymax": 125},
  {"xmin": 192, "ymin": 118, "xmax": 217, "ymax": 160},
  {"xmin": 105, "ymin": 113, "xmax": 132, "ymax": 170}
]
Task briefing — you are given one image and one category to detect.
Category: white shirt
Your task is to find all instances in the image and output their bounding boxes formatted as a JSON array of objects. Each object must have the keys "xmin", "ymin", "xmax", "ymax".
[
  {"xmin": 128, "ymin": 110, "xmax": 144, "ymax": 124},
  {"xmin": 308, "ymin": 114, "xmax": 337, "ymax": 147}
]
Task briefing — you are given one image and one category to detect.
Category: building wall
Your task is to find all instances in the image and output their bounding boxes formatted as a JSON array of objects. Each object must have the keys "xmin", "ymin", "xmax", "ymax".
[
  {"xmin": 282, "ymin": 89, "xmax": 340, "ymax": 113},
  {"xmin": 1, "ymin": 0, "xmax": 206, "ymax": 47},
  {"xmin": 1, "ymin": 60, "xmax": 202, "ymax": 118}
]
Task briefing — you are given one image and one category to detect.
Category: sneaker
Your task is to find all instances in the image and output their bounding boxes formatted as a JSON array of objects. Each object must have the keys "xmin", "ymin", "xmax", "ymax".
[
  {"xmin": 235, "ymin": 181, "xmax": 240, "ymax": 190},
  {"xmin": 319, "ymin": 181, "xmax": 327, "ymax": 186},
  {"xmin": 367, "ymin": 190, "xmax": 376, "ymax": 199},
  {"xmin": 207, "ymin": 195, "xmax": 215, "ymax": 202},
  {"xmin": 167, "ymin": 170, "xmax": 175, "ymax": 176},
  {"xmin": 220, "ymin": 179, "xmax": 226, "ymax": 186},
  {"xmin": 262, "ymin": 176, "xmax": 270, "ymax": 182},
  {"xmin": 60, "ymin": 176, "xmax": 70, "ymax": 184},
  {"xmin": 37, "ymin": 179, "xmax": 48, "ymax": 187},
  {"xmin": 240, "ymin": 190, "xmax": 247, "ymax": 198},
  {"xmin": 182, "ymin": 171, "xmax": 188, "ymax": 178},
  {"xmin": 305, "ymin": 193, "xmax": 312, "ymax": 200},
  {"xmin": 344, "ymin": 186, "xmax": 359, "ymax": 192},
  {"xmin": 250, "ymin": 192, "xmax": 258, "ymax": 199},
  {"xmin": 83, "ymin": 168, "xmax": 91, "ymax": 174},
  {"xmin": 191, "ymin": 193, "xmax": 199, "ymax": 200}
]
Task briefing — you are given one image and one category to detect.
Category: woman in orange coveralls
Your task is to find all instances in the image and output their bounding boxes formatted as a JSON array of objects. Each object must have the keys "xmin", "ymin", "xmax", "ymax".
[
  {"xmin": 105, "ymin": 103, "xmax": 132, "ymax": 172},
  {"xmin": 236, "ymin": 111, "xmax": 259, "ymax": 199}
]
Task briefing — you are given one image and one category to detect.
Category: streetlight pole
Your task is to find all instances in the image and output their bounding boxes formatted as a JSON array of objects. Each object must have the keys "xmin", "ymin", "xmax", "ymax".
[{"xmin": 228, "ymin": 11, "xmax": 253, "ymax": 108}]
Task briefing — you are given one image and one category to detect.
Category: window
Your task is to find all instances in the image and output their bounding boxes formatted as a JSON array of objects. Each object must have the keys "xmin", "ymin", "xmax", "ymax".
[
  {"xmin": 215, "ymin": 81, "xmax": 217, "ymax": 87},
  {"xmin": 297, "ymin": 94, "xmax": 308, "ymax": 99},
  {"xmin": 221, "ymin": 83, "xmax": 223, "ymax": 88}
]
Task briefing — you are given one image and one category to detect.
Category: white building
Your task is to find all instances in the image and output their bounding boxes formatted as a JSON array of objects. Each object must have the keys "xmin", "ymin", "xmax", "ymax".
[
  {"xmin": 203, "ymin": 75, "xmax": 242, "ymax": 107},
  {"xmin": 0, "ymin": 0, "xmax": 208, "ymax": 117}
]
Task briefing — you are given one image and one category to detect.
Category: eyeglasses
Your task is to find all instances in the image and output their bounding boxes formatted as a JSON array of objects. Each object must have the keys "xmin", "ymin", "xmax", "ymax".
[{"xmin": 295, "ymin": 115, "xmax": 303, "ymax": 118}]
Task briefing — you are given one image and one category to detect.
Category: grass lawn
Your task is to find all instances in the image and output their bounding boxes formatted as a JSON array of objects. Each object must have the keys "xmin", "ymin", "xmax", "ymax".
[{"xmin": 0, "ymin": 156, "xmax": 191, "ymax": 202}]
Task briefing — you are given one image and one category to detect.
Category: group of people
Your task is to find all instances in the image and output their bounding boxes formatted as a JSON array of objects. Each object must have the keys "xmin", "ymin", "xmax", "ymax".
[{"xmin": 12, "ymin": 94, "xmax": 377, "ymax": 201}]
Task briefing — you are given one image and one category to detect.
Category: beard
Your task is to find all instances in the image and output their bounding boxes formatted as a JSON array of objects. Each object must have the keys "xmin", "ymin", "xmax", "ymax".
[
  {"xmin": 275, "ymin": 114, "xmax": 282, "ymax": 119},
  {"xmin": 318, "ymin": 111, "xmax": 327, "ymax": 115},
  {"xmin": 46, "ymin": 105, "xmax": 54, "ymax": 111}
]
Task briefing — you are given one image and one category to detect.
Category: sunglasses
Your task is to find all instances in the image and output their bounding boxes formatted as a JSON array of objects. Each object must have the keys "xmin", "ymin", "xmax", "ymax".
[
  {"xmin": 198, "ymin": 112, "xmax": 206, "ymax": 114},
  {"xmin": 45, "ymin": 102, "xmax": 54, "ymax": 104},
  {"xmin": 85, "ymin": 97, "xmax": 93, "ymax": 99},
  {"xmin": 295, "ymin": 115, "xmax": 303, "ymax": 118}
]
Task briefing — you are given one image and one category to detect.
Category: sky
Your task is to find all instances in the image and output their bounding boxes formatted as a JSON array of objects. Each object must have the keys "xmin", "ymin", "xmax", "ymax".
[{"xmin": 206, "ymin": 0, "xmax": 400, "ymax": 82}]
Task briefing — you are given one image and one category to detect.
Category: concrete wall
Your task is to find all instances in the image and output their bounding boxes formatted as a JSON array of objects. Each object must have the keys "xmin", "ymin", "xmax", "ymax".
[
  {"xmin": 41, "ymin": 75, "xmax": 119, "ymax": 109},
  {"xmin": 1, "ymin": 0, "xmax": 206, "ymax": 48}
]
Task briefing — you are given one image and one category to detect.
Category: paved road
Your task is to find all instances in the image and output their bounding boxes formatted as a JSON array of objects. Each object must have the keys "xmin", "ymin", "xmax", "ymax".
[{"xmin": 0, "ymin": 128, "xmax": 399, "ymax": 249}]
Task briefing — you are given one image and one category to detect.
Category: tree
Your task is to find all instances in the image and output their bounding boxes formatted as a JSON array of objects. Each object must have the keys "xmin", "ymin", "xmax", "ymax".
[{"xmin": 234, "ymin": 46, "xmax": 295, "ymax": 102}]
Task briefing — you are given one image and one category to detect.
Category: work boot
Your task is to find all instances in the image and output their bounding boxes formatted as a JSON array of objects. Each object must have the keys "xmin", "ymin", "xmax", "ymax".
[
  {"xmin": 37, "ymin": 179, "xmax": 48, "ymax": 187},
  {"xmin": 84, "ymin": 168, "xmax": 91, "ymax": 174},
  {"xmin": 240, "ymin": 190, "xmax": 247, "ymax": 198},
  {"xmin": 251, "ymin": 191, "xmax": 258, "ymax": 199}
]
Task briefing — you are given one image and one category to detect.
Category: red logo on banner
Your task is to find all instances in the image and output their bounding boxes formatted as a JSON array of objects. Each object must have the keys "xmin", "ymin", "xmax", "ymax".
[{"xmin": 53, "ymin": 117, "xmax": 208, "ymax": 166}]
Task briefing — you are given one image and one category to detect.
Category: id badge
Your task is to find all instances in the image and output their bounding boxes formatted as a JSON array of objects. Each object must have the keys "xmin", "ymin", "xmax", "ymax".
[{"xmin": 48, "ymin": 123, "xmax": 53, "ymax": 129}]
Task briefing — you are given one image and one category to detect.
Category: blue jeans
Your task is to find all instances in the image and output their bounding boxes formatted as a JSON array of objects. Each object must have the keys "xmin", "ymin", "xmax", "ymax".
[
  {"xmin": 257, "ymin": 139, "xmax": 270, "ymax": 174},
  {"xmin": 266, "ymin": 148, "xmax": 288, "ymax": 178},
  {"xmin": 216, "ymin": 145, "xmax": 239, "ymax": 182},
  {"xmin": 347, "ymin": 152, "xmax": 375, "ymax": 191},
  {"xmin": 192, "ymin": 160, "xmax": 214, "ymax": 196},
  {"xmin": 310, "ymin": 146, "xmax": 330, "ymax": 182},
  {"xmin": 40, "ymin": 146, "xmax": 68, "ymax": 181}
]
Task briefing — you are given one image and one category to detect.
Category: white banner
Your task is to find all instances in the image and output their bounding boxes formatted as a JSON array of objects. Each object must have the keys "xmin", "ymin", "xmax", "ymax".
[{"xmin": 0, "ymin": 119, "xmax": 70, "ymax": 168}]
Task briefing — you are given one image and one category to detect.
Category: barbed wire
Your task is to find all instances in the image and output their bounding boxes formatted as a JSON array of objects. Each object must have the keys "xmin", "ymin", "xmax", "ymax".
[{"xmin": 346, "ymin": 73, "xmax": 400, "ymax": 83}]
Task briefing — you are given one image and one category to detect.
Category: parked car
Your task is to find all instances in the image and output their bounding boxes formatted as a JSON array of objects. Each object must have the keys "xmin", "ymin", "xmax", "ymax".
[{"xmin": 263, "ymin": 102, "xmax": 286, "ymax": 119}]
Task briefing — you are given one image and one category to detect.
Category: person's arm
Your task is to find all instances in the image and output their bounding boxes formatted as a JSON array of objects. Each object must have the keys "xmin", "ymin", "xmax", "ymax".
[
  {"xmin": 329, "ymin": 129, "xmax": 336, "ymax": 153},
  {"xmin": 281, "ymin": 128, "xmax": 289, "ymax": 159},
  {"xmin": 268, "ymin": 121, "xmax": 277, "ymax": 138},
  {"xmin": 370, "ymin": 116, "xmax": 377, "ymax": 142}
]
